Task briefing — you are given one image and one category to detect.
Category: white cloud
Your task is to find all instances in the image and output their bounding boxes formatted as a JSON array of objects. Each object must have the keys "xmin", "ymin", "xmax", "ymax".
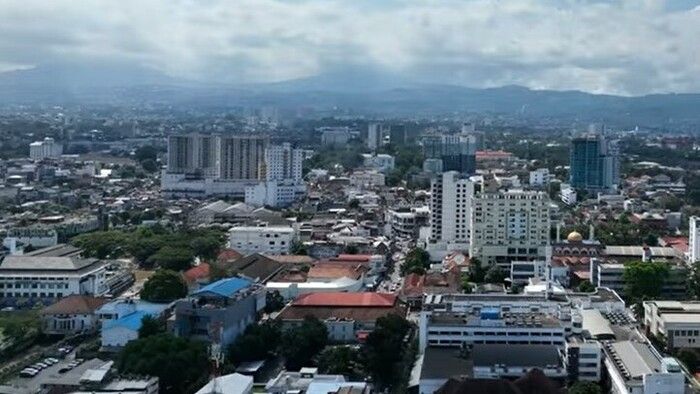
[{"xmin": 0, "ymin": 0, "xmax": 698, "ymax": 95}]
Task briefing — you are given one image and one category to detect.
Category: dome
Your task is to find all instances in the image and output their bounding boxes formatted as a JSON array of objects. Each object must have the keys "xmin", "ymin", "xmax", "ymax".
[{"xmin": 567, "ymin": 231, "xmax": 583, "ymax": 242}]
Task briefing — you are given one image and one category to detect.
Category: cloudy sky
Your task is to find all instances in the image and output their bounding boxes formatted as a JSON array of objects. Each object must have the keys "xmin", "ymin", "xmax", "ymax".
[{"xmin": 0, "ymin": 0, "xmax": 699, "ymax": 95}]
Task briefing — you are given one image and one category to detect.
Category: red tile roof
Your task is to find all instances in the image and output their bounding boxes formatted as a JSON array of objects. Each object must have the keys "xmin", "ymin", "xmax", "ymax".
[
  {"xmin": 333, "ymin": 254, "xmax": 373, "ymax": 262},
  {"xmin": 292, "ymin": 292, "xmax": 397, "ymax": 307},
  {"xmin": 217, "ymin": 248, "xmax": 243, "ymax": 263},
  {"xmin": 183, "ymin": 263, "xmax": 211, "ymax": 284},
  {"xmin": 41, "ymin": 295, "xmax": 108, "ymax": 315},
  {"xmin": 307, "ymin": 263, "xmax": 367, "ymax": 280}
]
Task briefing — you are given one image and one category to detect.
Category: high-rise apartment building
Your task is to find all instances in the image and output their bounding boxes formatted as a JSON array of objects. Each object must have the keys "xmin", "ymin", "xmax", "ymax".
[
  {"xmin": 569, "ymin": 134, "xmax": 619, "ymax": 193},
  {"xmin": 167, "ymin": 133, "xmax": 218, "ymax": 176},
  {"xmin": 690, "ymin": 216, "xmax": 700, "ymax": 263},
  {"xmin": 29, "ymin": 137, "xmax": 63, "ymax": 160},
  {"xmin": 219, "ymin": 135, "xmax": 268, "ymax": 180},
  {"xmin": 389, "ymin": 124, "xmax": 407, "ymax": 145},
  {"xmin": 367, "ymin": 123, "xmax": 383, "ymax": 151},
  {"xmin": 264, "ymin": 143, "xmax": 303, "ymax": 182}
]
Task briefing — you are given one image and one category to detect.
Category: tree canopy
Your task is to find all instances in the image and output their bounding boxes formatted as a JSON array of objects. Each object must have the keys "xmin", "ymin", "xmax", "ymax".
[
  {"xmin": 140, "ymin": 269, "xmax": 188, "ymax": 303},
  {"xmin": 568, "ymin": 381, "xmax": 602, "ymax": 394},
  {"xmin": 400, "ymin": 247, "xmax": 431, "ymax": 276},
  {"xmin": 363, "ymin": 314, "xmax": 412, "ymax": 390},
  {"xmin": 228, "ymin": 320, "xmax": 282, "ymax": 365},
  {"xmin": 280, "ymin": 316, "xmax": 329, "ymax": 371},
  {"xmin": 117, "ymin": 333, "xmax": 208, "ymax": 394},
  {"xmin": 484, "ymin": 264, "xmax": 507, "ymax": 284},
  {"xmin": 316, "ymin": 346, "xmax": 364, "ymax": 380},
  {"xmin": 623, "ymin": 261, "xmax": 669, "ymax": 303}
]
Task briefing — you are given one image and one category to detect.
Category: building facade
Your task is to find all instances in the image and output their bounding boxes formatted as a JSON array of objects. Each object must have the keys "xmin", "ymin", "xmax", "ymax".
[
  {"xmin": 228, "ymin": 226, "xmax": 296, "ymax": 255},
  {"xmin": 29, "ymin": 137, "xmax": 63, "ymax": 160},
  {"xmin": 569, "ymin": 134, "xmax": 619, "ymax": 193},
  {"xmin": 689, "ymin": 216, "xmax": 700, "ymax": 263},
  {"xmin": 426, "ymin": 171, "xmax": 474, "ymax": 260}
]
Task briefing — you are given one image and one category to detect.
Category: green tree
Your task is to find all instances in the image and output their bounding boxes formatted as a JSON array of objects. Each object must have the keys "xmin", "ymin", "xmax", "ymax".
[
  {"xmin": 484, "ymin": 264, "xmax": 506, "ymax": 284},
  {"xmin": 316, "ymin": 346, "xmax": 364, "ymax": 379},
  {"xmin": 568, "ymin": 381, "xmax": 602, "ymax": 394},
  {"xmin": 147, "ymin": 246, "xmax": 194, "ymax": 271},
  {"xmin": 71, "ymin": 230, "xmax": 129, "ymax": 259},
  {"xmin": 228, "ymin": 321, "xmax": 282, "ymax": 365},
  {"xmin": 363, "ymin": 314, "xmax": 412, "ymax": 390},
  {"xmin": 190, "ymin": 236, "xmax": 223, "ymax": 261},
  {"xmin": 280, "ymin": 316, "xmax": 329, "ymax": 371},
  {"xmin": 623, "ymin": 261, "xmax": 669, "ymax": 304},
  {"xmin": 264, "ymin": 291, "xmax": 286, "ymax": 314},
  {"xmin": 401, "ymin": 247, "xmax": 430, "ymax": 276},
  {"xmin": 117, "ymin": 333, "xmax": 208, "ymax": 394},
  {"xmin": 461, "ymin": 277, "xmax": 473, "ymax": 294},
  {"xmin": 468, "ymin": 258, "xmax": 485, "ymax": 283},
  {"xmin": 140, "ymin": 269, "xmax": 188, "ymax": 303},
  {"xmin": 290, "ymin": 241, "xmax": 308, "ymax": 255},
  {"xmin": 677, "ymin": 349, "xmax": 699, "ymax": 372},
  {"xmin": 138, "ymin": 315, "xmax": 164, "ymax": 338},
  {"xmin": 134, "ymin": 145, "xmax": 158, "ymax": 162},
  {"xmin": 577, "ymin": 280, "xmax": 596, "ymax": 293},
  {"xmin": 344, "ymin": 245, "xmax": 359, "ymax": 254},
  {"xmin": 141, "ymin": 159, "xmax": 158, "ymax": 173},
  {"xmin": 687, "ymin": 261, "xmax": 700, "ymax": 299}
]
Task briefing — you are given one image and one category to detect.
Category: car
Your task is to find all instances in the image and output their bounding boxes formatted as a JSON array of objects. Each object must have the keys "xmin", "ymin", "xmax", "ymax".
[
  {"xmin": 43, "ymin": 358, "xmax": 57, "ymax": 365},
  {"xmin": 19, "ymin": 369, "xmax": 38, "ymax": 378},
  {"xmin": 47, "ymin": 357, "xmax": 59, "ymax": 363},
  {"xmin": 34, "ymin": 363, "xmax": 48, "ymax": 369},
  {"xmin": 58, "ymin": 366, "xmax": 73, "ymax": 374}
]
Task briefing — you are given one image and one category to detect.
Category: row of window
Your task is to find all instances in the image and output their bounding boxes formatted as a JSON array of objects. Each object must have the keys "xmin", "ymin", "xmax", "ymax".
[
  {"xmin": 0, "ymin": 283, "xmax": 69, "ymax": 289},
  {"xmin": 428, "ymin": 330, "xmax": 562, "ymax": 337}
]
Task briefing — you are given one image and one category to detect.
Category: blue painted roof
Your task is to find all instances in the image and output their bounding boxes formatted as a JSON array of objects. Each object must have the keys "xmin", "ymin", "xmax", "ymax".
[
  {"xmin": 104, "ymin": 310, "xmax": 150, "ymax": 331},
  {"xmin": 193, "ymin": 277, "xmax": 252, "ymax": 298}
]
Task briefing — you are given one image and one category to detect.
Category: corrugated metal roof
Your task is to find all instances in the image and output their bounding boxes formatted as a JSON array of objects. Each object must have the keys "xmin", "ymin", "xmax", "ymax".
[
  {"xmin": 193, "ymin": 277, "xmax": 252, "ymax": 298},
  {"xmin": 581, "ymin": 309, "xmax": 615, "ymax": 338}
]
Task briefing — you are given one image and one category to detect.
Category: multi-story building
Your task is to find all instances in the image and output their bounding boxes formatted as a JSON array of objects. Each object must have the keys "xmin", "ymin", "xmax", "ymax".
[
  {"xmin": 469, "ymin": 186, "xmax": 550, "ymax": 269},
  {"xmin": 166, "ymin": 133, "xmax": 219, "ymax": 176},
  {"xmin": 228, "ymin": 226, "xmax": 296, "ymax": 255},
  {"xmin": 264, "ymin": 143, "xmax": 303, "ymax": 182},
  {"xmin": 569, "ymin": 134, "xmax": 619, "ymax": 193},
  {"xmin": 172, "ymin": 277, "xmax": 265, "ymax": 347},
  {"xmin": 29, "ymin": 137, "xmax": 63, "ymax": 160},
  {"xmin": 388, "ymin": 207, "xmax": 430, "ymax": 239},
  {"xmin": 367, "ymin": 122, "xmax": 383, "ymax": 151},
  {"xmin": 361, "ymin": 153, "xmax": 395, "ymax": 173},
  {"xmin": 421, "ymin": 134, "xmax": 476, "ymax": 175},
  {"xmin": 689, "ymin": 216, "xmax": 700, "ymax": 263},
  {"xmin": 0, "ymin": 244, "xmax": 109, "ymax": 302},
  {"xmin": 529, "ymin": 168, "xmax": 551, "ymax": 187},
  {"xmin": 244, "ymin": 180, "xmax": 306, "ymax": 208},
  {"xmin": 4, "ymin": 227, "xmax": 58, "ymax": 249},
  {"xmin": 348, "ymin": 170, "xmax": 385, "ymax": 188},
  {"xmin": 643, "ymin": 300, "xmax": 700, "ymax": 352},
  {"xmin": 426, "ymin": 172, "xmax": 474, "ymax": 260},
  {"xmin": 389, "ymin": 124, "xmax": 407, "ymax": 145},
  {"xmin": 603, "ymin": 341, "xmax": 683, "ymax": 394},
  {"xmin": 219, "ymin": 135, "xmax": 268, "ymax": 180},
  {"xmin": 590, "ymin": 259, "xmax": 687, "ymax": 299},
  {"xmin": 320, "ymin": 127, "xmax": 351, "ymax": 146}
]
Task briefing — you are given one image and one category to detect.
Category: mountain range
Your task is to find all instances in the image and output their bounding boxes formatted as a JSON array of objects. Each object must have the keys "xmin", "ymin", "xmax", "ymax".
[{"xmin": 1, "ymin": 63, "xmax": 699, "ymax": 130}]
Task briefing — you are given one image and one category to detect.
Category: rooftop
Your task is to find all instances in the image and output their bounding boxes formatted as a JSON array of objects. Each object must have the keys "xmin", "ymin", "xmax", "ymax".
[
  {"xmin": 41, "ymin": 295, "xmax": 108, "ymax": 315},
  {"xmin": 472, "ymin": 343, "xmax": 561, "ymax": 368},
  {"xmin": 193, "ymin": 277, "xmax": 253, "ymax": 298},
  {"xmin": 292, "ymin": 292, "xmax": 397, "ymax": 307}
]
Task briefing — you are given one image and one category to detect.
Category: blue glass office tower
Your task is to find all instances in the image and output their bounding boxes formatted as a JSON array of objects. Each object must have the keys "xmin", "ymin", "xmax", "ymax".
[{"xmin": 569, "ymin": 134, "xmax": 619, "ymax": 192}]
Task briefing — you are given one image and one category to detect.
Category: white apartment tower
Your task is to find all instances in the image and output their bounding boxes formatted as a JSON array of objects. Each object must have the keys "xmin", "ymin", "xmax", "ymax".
[
  {"xmin": 367, "ymin": 123, "xmax": 382, "ymax": 151},
  {"xmin": 469, "ymin": 184, "xmax": 551, "ymax": 268},
  {"xmin": 167, "ymin": 133, "xmax": 219, "ymax": 176},
  {"xmin": 29, "ymin": 137, "xmax": 63, "ymax": 160},
  {"xmin": 264, "ymin": 143, "xmax": 303, "ymax": 182},
  {"xmin": 427, "ymin": 171, "xmax": 474, "ymax": 258},
  {"xmin": 690, "ymin": 216, "xmax": 700, "ymax": 264}
]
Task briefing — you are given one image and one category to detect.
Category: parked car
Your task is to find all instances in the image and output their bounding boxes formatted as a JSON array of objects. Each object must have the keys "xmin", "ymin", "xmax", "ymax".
[
  {"xmin": 19, "ymin": 369, "xmax": 38, "ymax": 378},
  {"xmin": 58, "ymin": 366, "xmax": 73, "ymax": 374}
]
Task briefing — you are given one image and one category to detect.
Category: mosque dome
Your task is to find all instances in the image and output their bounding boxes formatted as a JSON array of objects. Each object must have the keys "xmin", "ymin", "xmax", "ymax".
[{"xmin": 567, "ymin": 231, "xmax": 583, "ymax": 242}]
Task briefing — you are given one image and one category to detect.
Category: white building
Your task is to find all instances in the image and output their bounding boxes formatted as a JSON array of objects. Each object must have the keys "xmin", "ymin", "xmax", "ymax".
[
  {"xmin": 196, "ymin": 373, "xmax": 253, "ymax": 394},
  {"xmin": 348, "ymin": 170, "xmax": 385, "ymax": 189},
  {"xmin": 361, "ymin": 153, "xmax": 395, "ymax": 173},
  {"xmin": 643, "ymin": 300, "xmax": 700, "ymax": 351},
  {"xmin": 561, "ymin": 184, "xmax": 577, "ymax": 206},
  {"xmin": 0, "ymin": 245, "xmax": 109, "ymax": 301},
  {"xmin": 265, "ymin": 143, "xmax": 303, "ymax": 182},
  {"xmin": 367, "ymin": 123, "xmax": 383, "ymax": 151},
  {"xmin": 426, "ymin": 171, "xmax": 474, "ymax": 261},
  {"xmin": 245, "ymin": 180, "xmax": 306, "ymax": 208},
  {"xmin": 266, "ymin": 277, "xmax": 364, "ymax": 300},
  {"xmin": 689, "ymin": 216, "xmax": 700, "ymax": 263},
  {"xmin": 469, "ymin": 188, "xmax": 550, "ymax": 269},
  {"xmin": 603, "ymin": 341, "xmax": 683, "ymax": 394},
  {"xmin": 29, "ymin": 137, "xmax": 63, "ymax": 160},
  {"xmin": 529, "ymin": 168, "xmax": 551, "ymax": 187},
  {"xmin": 228, "ymin": 226, "xmax": 296, "ymax": 255},
  {"xmin": 97, "ymin": 299, "xmax": 169, "ymax": 349},
  {"xmin": 4, "ymin": 227, "xmax": 58, "ymax": 249}
]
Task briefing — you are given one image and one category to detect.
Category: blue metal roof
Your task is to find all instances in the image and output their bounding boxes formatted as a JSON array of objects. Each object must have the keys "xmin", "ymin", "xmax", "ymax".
[
  {"xmin": 193, "ymin": 277, "xmax": 252, "ymax": 298},
  {"xmin": 104, "ymin": 310, "xmax": 150, "ymax": 331}
]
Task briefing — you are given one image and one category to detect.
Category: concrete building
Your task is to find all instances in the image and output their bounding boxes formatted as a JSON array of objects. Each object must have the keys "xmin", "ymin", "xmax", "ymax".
[
  {"xmin": 469, "ymin": 187, "xmax": 551, "ymax": 270},
  {"xmin": 569, "ymin": 134, "xmax": 619, "ymax": 193},
  {"xmin": 603, "ymin": 341, "xmax": 683, "ymax": 394},
  {"xmin": 166, "ymin": 133, "xmax": 219, "ymax": 176},
  {"xmin": 320, "ymin": 127, "xmax": 351, "ymax": 146},
  {"xmin": 388, "ymin": 206, "xmax": 429, "ymax": 239},
  {"xmin": 264, "ymin": 143, "xmax": 303, "ymax": 182},
  {"xmin": 529, "ymin": 168, "xmax": 551, "ymax": 187},
  {"xmin": 389, "ymin": 124, "xmax": 407, "ymax": 145},
  {"xmin": 40, "ymin": 295, "xmax": 108, "ymax": 335},
  {"xmin": 426, "ymin": 171, "xmax": 474, "ymax": 260},
  {"xmin": 172, "ymin": 277, "xmax": 265, "ymax": 347},
  {"xmin": 29, "ymin": 137, "xmax": 63, "ymax": 160},
  {"xmin": 421, "ymin": 134, "xmax": 477, "ymax": 175},
  {"xmin": 361, "ymin": 153, "xmax": 395, "ymax": 173},
  {"xmin": 228, "ymin": 226, "xmax": 296, "ymax": 255},
  {"xmin": 0, "ymin": 245, "xmax": 109, "ymax": 302},
  {"xmin": 367, "ymin": 122, "xmax": 383, "ymax": 151},
  {"xmin": 196, "ymin": 373, "xmax": 253, "ymax": 394},
  {"xmin": 590, "ymin": 259, "xmax": 687, "ymax": 299},
  {"xmin": 4, "ymin": 227, "xmax": 58, "ymax": 249},
  {"xmin": 244, "ymin": 180, "xmax": 306, "ymax": 208},
  {"xmin": 266, "ymin": 368, "xmax": 369, "ymax": 394},
  {"xmin": 97, "ymin": 299, "xmax": 170, "ymax": 349},
  {"xmin": 348, "ymin": 170, "xmax": 385, "ymax": 188},
  {"xmin": 219, "ymin": 135, "xmax": 268, "ymax": 180},
  {"xmin": 643, "ymin": 300, "xmax": 700, "ymax": 352},
  {"xmin": 689, "ymin": 216, "xmax": 700, "ymax": 263}
]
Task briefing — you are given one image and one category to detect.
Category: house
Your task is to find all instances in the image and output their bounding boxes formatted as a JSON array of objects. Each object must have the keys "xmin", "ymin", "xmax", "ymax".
[
  {"xmin": 172, "ymin": 277, "xmax": 266, "ymax": 347},
  {"xmin": 41, "ymin": 295, "xmax": 108, "ymax": 335},
  {"xmin": 277, "ymin": 292, "xmax": 405, "ymax": 343},
  {"xmin": 97, "ymin": 299, "xmax": 171, "ymax": 350},
  {"xmin": 183, "ymin": 263, "xmax": 211, "ymax": 291},
  {"xmin": 227, "ymin": 253, "xmax": 284, "ymax": 283},
  {"xmin": 265, "ymin": 368, "xmax": 369, "ymax": 394}
]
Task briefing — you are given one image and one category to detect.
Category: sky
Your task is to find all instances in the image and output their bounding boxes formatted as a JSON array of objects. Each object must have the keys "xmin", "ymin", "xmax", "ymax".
[{"xmin": 0, "ymin": 0, "xmax": 699, "ymax": 96}]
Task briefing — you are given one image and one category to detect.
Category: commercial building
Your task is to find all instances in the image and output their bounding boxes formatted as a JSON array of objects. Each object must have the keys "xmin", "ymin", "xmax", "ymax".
[
  {"xmin": 689, "ymin": 216, "xmax": 700, "ymax": 263},
  {"xmin": 421, "ymin": 134, "xmax": 477, "ymax": 175},
  {"xmin": 569, "ymin": 134, "xmax": 619, "ymax": 193},
  {"xmin": 3, "ymin": 227, "xmax": 58, "ymax": 249},
  {"xmin": 167, "ymin": 133, "xmax": 219, "ymax": 176},
  {"xmin": 244, "ymin": 180, "xmax": 306, "ymax": 208},
  {"xmin": 389, "ymin": 124, "xmax": 407, "ymax": 145},
  {"xmin": 388, "ymin": 207, "xmax": 429, "ymax": 239},
  {"xmin": 560, "ymin": 185, "xmax": 577, "ymax": 206},
  {"xmin": 603, "ymin": 341, "xmax": 683, "ymax": 394},
  {"xmin": 643, "ymin": 300, "xmax": 700, "ymax": 352},
  {"xmin": 348, "ymin": 170, "xmax": 385, "ymax": 188},
  {"xmin": 469, "ymin": 186, "xmax": 550, "ymax": 269},
  {"xmin": 29, "ymin": 137, "xmax": 63, "ymax": 160},
  {"xmin": 196, "ymin": 373, "xmax": 253, "ymax": 394},
  {"xmin": 277, "ymin": 292, "xmax": 405, "ymax": 342},
  {"xmin": 219, "ymin": 135, "xmax": 268, "ymax": 180},
  {"xmin": 426, "ymin": 172, "xmax": 474, "ymax": 260},
  {"xmin": 228, "ymin": 226, "xmax": 296, "ymax": 255},
  {"xmin": 367, "ymin": 122, "xmax": 383, "ymax": 150},
  {"xmin": 589, "ymin": 259, "xmax": 687, "ymax": 299},
  {"xmin": 40, "ymin": 295, "xmax": 108, "ymax": 335},
  {"xmin": 529, "ymin": 168, "xmax": 551, "ymax": 187},
  {"xmin": 0, "ymin": 244, "xmax": 109, "ymax": 302},
  {"xmin": 361, "ymin": 153, "xmax": 395, "ymax": 173},
  {"xmin": 264, "ymin": 143, "xmax": 303, "ymax": 182},
  {"xmin": 320, "ymin": 127, "xmax": 351, "ymax": 146},
  {"xmin": 172, "ymin": 277, "xmax": 265, "ymax": 347}
]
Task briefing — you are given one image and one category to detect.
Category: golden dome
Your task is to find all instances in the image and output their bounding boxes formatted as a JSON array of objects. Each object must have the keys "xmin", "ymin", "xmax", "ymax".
[{"xmin": 567, "ymin": 231, "xmax": 583, "ymax": 242}]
